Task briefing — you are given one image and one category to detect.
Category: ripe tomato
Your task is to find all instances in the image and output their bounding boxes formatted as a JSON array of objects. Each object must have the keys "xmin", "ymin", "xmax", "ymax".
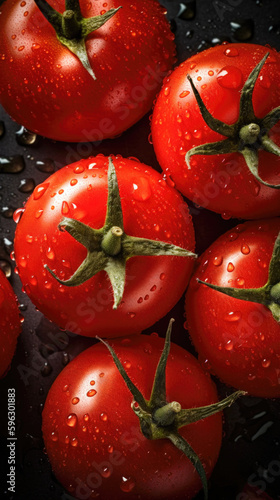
[
  {"xmin": 185, "ymin": 218, "xmax": 280, "ymax": 398},
  {"xmin": 0, "ymin": 0, "xmax": 175, "ymax": 142},
  {"xmin": 42, "ymin": 331, "xmax": 223, "ymax": 500},
  {"xmin": 0, "ymin": 270, "xmax": 21, "ymax": 378},
  {"xmin": 14, "ymin": 155, "xmax": 195, "ymax": 338},
  {"xmin": 151, "ymin": 43, "xmax": 280, "ymax": 219}
]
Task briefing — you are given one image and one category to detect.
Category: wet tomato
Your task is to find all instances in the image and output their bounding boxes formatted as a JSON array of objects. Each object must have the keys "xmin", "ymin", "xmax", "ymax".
[
  {"xmin": 14, "ymin": 155, "xmax": 195, "ymax": 338},
  {"xmin": 0, "ymin": 0, "xmax": 176, "ymax": 142},
  {"xmin": 152, "ymin": 43, "xmax": 280, "ymax": 219},
  {"xmin": 185, "ymin": 218, "xmax": 280, "ymax": 398},
  {"xmin": 42, "ymin": 329, "xmax": 223, "ymax": 500},
  {"xmin": 0, "ymin": 270, "xmax": 21, "ymax": 378}
]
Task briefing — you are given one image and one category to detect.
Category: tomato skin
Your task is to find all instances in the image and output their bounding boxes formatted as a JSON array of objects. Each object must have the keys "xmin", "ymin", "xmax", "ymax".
[
  {"xmin": 14, "ymin": 155, "xmax": 195, "ymax": 337},
  {"xmin": 0, "ymin": 270, "xmax": 21, "ymax": 378},
  {"xmin": 0, "ymin": 0, "xmax": 176, "ymax": 142},
  {"xmin": 42, "ymin": 334, "xmax": 222, "ymax": 500},
  {"xmin": 151, "ymin": 43, "xmax": 280, "ymax": 219},
  {"xmin": 185, "ymin": 218, "xmax": 280, "ymax": 398}
]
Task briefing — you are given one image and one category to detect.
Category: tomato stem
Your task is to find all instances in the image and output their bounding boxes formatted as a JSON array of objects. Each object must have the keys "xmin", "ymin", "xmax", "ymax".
[
  {"xmin": 46, "ymin": 158, "xmax": 196, "ymax": 309},
  {"xmin": 186, "ymin": 52, "xmax": 280, "ymax": 189},
  {"xmin": 97, "ymin": 318, "xmax": 244, "ymax": 500},
  {"xmin": 198, "ymin": 232, "xmax": 280, "ymax": 323},
  {"xmin": 62, "ymin": 10, "xmax": 80, "ymax": 39}
]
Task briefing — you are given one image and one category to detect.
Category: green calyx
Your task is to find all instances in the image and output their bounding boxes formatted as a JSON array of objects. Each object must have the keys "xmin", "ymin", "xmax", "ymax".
[
  {"xmin": 34, "ymin": 0, "xmax": 122, "ymax": 79},
  {"xmin": 45, "ymin": 158, "xmax": 196, "ymax": 309},
  {"xmin": 198, "ymin": 232, "xmax": 280, "ymax": 322},
  {"xmin": 186, "ymin": 53, "xmax": 280, "ymax": 189},
  {"xmin": 98, "ymin": 319, "xmax": 245, "ymax": 500}
]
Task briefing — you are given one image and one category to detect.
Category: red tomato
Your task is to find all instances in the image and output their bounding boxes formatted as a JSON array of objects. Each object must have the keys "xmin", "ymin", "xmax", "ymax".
[
  {"xmin": 0, "ymin": 270, "xmax": 21, "ymax": 378},
  {"xmin": 151, "ymin": 43, "xmax": 280, "ymax": 219},
  {"xmin": 0, "ymin": 0, "xmax": 175, "ymax": 142},
  {"xmin": 42, "ymin": 332, "xmax": 222, "ymax": 500},
  {"xmin": 14, "ymin": 155, "xmax": 195, "ymax": 337},
  {"xmin": 185, "ymin": 218, "xmax": 280, "ymax": 398}
]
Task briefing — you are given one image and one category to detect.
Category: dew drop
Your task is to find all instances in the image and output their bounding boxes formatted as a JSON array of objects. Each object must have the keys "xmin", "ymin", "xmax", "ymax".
[
  {"xmin": 262, "ymin": 359, "xmax": 271, "ymax": 368},
  {"xmin": 83, "ymin": 414, "xmax": 90, "ymax": 422},
  {"xmin": 241, "ymin": 244, "xmax": 250, "ymax": 255},
  {"xmin": 100, "ymin": 413, "xmax": 108, "ymax": 422},
  {"xmin": 0, "ymin": 155, "xmax": 25, "ymax": 174},
  {"xmin": 120, "ymin": 476, "xmax": 136, "ymax": 493},
  {"xmin": 70, "ymin": 179, "xmax": 78, "ymax": 186},
  {"xmin": 51, "ymin": 431, "xmax": 58, "ymax": 442},
  {"xmin": 35, "ymin": 158, "xmax": 55, "ymax": 173},
  {"xmin": 164, "ymin": 86, "xmax": 170, "ymax": 96},
  {"xmin": 160, "ymin": 273, "xmax": 166, "ymax": 280},
  {"xmin": 177, "ymin": 1, "xmax": 196, "ymax": 20},
  {"xmin": 63, "ymin": 384, "xmax": 69, "ymax": 392},
  {"xmin": 217, "ymin": 66, "xmax": 243, "ymax": 90},
  {"xmin": 213, "ymin": 255, "xmax": 223, "ymax": 266},
  {"xmin": 224, "ymin": 47, "xmax": 239, "ymax": 57},
  {"xmin": 132, "ymin": 177, "xmax": 152, "ymax": 201},
  {"xmin": 74, "ymin": 165, "xmax": 85, "ymax": 174},
  {"xmin": 33, "ymin": 183, "xmax": 49, "ymax": 200},
  {"xmin": 227, "ymin": 262, "xmax": 235, "ymax": 272},
  {"xmin": 179, "ymin": 90, "xmax": 190, "ymax": 98},
  {"xmin": 71, "ymin": 437, "xmax": 78, "ymax": 447},
  {"xmin": 18, "ymin": 178, "xmax": 35, "ymax": 193},
  {"xmin": 35, "ymin": 209, "xmax": 44, "ymax": 219},
  {"xmin": 72, "ymin": 397, "xmax": 80, "ymax": 405},
  {"xmin": 225, "ymin": 340, "xmax": 234, "ymax": 351},
  {"xmin": 0, "ymin": 259, "xmax": 12, "ymax": 278},
  {"xmin": 66, "ymin": 413, "xmax": 77, "ymax": 427},
  {"xmin": 13, "ymin": 208, "xmax": 25, "ymax": 223},
  {"xmin": 101, "ymin": 466, "xmax": 112, "ymax": 478},
  {"xmin": 225, "ymin": 311, "xmax": 241, "ymax": 322},
  {"xmin": 87, "ymin": 389, "xmax": 97, "ymax": 397},
  {"xmin": 46, "ymin": 248, "xmax": 55, "ymax": 260},
  {"xmin": 61, "ymin": 201, "xmax": 70, "ymax": 215},
  {"xmin": 108, "ymin": 445, "xmax": 114, "ymax": 454},
  {"xmin": 41, "ymin": 361, "xmax": 52, "ymax": 376},
  {"xmin": 230, "ymin": 19, "xmax": 254, "ymax": 41},
  {"xmin": 15, "ymin": 126, "xmax": 37, "ymax": 146}
]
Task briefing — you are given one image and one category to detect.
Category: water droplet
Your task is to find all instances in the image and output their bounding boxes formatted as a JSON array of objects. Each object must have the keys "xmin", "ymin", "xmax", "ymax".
[
  {"xmin": 213, "ymin": 255, "xmax": 223, "ymax": 266},
  {"xmin": 62, "ymin": 352, "xmax": 70, "ymax": 366},
  {"xmin": 180, "ymin": 90, "xmax": 190, "ymax": 98},
  {"xmin": 63, "ymin": 384, "xmax": 69, "ymax": 392},
  {"xmin": 33, "ymin": 183, "xmax": 49, "ymax": 200},
  {"xmin": 30, "ymin": 275, "xmax": 37, "ymax": 286},
  {"xmin": 177, "ymin": 1, "xmax": 196, "ymax": 20},
  {"xmin": 227, "ymin": 262, "xmax": 235, "ymax": 272},
  {"xmin": 132, "ymin": 177, "xmax": 152, "ymax": 201},
  {"xmin": 100, "ymin": 413, "xmax": 108, "ymax": 422},
  {"xmin": 236, "ymin": 277, "xmax": 245, "ymax": 286},
  {"xmin": 227, "ymin": 232, "xmax": 239, "ymax": 242},
  {"xmin": 225, "ymin": 311, "xmax": 241, "ymax": 322},
  {"xmin": 217, "ymin": 66, "xmax": 243, "ymax": 90},
  {"xmin": 66, "ymin": 413, "xmax": 77, "ymax": 427},
  {"xmin": 160, "ymin": 273, "xmax": 166, "ymax": 280},
  {"xmin": 72, "ymin": 397, "xmax": 80, "ymax": 405},
  {"xmin": 35, "ymin": 209, "xmax": 44, "ymax": 219},
  {"xmin": 83, "ymin": 414, "xmax": 90, "ymax": 422},
  {"xmin": 15, "ymin": 126, "xmax": 37, "ymax": 146},
  {"xmin": 225, "ymin": 340, "xmax": 234, "ymax": 351},
  {"xmin": 120, "ymin": 476, "xmax": 136, "ymax": 493},
  {"xmin": 18, "ymin": 178, "xmax": 35, "ymax": 193},
  {"xmin": 13, "ymin": 207, "xmax": 25, "ymax": 223},
  {"xmin": 230, "ymin": 19, "xmax": 254, "ymax": 41},
  {"xmin": 224, "ymin": 47, "xmax": 239, "ymax": 57},
  {"xmin": 35, "ymin": 158, "xmax": 55, "ymax": 173},
  {"xmin": 87, "ymin": 389, "xmax": 97, "ymax": 397},
  {"xmin": 164, "ymin": 86, "xmax": 170, "ymax": 96},
  {"xmin": 0, "ymin": 155, "xmax": 25, "ymax": 173},
  {"xmin": 51, "ymin": 431, "xmax": 58, "ymax": 442},
  {"xmin": 241, "ymin": 244, "xmax": 250, "ymax": 255},
  {"xmin": 46, "ymin": 248, "xmax": 55, "ymax": 260},
  {"xmin": 262, "ymin": 359, "xmax": 271, "ymax": 368},
  {"xmin": 61, "ymin": 201, "xmax": 70, "ymax": 215},
  {"xmin": 128, "ymin": 312, "xmax": 136, "ymax": 319},
  {"xmin": 0, "ymin": 259, "xmax": 12, "ymax": 278},
  {"xmin": 41, "ymin": 361, "xmax": 52, "ymax": 376},
  {"xmin": 71, "ymin": 437, "xmax": 78, "ymax": 447},
  {"xmin": 108, "ymin": 445, "xmax": 114, "ymax": 454},
  {"xmin": 74, "ymin": 165, "xmax": 85, "ymax": 174}
]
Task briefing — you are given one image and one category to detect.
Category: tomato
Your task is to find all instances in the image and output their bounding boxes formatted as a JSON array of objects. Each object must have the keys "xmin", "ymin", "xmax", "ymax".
[
  {"xmin": 185, "ymin": 218, "xmax": 280, "ymax": 398},
  {"xmin": 42, "ymin": 328, "xmax": 223, "ymax": 500},
  {"xmin": 151, "ymin": 43, "xmax": 280, "ymax": 219},
  {"xmin": 0, "ymin": 270, "xmax": 21, "ymax": 378},
  {"xmin": 13, "ymin": 155, "xmax": 195, "ymax": 338},
  {"xmin": 0, "ymin": 0, "xmax": 176, "ymax": 142}
]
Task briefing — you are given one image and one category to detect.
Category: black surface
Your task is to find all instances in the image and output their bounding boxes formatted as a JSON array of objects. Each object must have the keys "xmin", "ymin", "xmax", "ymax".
[{"xmin": 1, "ymin": 0, "xmax": 280, "ymax": 499}]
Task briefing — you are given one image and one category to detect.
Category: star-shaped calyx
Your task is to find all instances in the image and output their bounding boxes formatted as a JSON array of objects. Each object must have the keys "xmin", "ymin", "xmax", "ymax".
[
  {"xmin": 186, "ymin": 53, "xmax": 280, "ymax": 189},
  {"xmin": 98, "ymin": 319, "xmax": 245, "ymax": 499},
  {"xmin": 34, "ymin": 0, "xmax": 122, "ymax": 79},
  {"xmin": 46, "ymin": 158, "xmax": 196, "ymax": 308},
  {"xmin": 198, "ymin": 232, "xmax": 280, "ymax": 322}
]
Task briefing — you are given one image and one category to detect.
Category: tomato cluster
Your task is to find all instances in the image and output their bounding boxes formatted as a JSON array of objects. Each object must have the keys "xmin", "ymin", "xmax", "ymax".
[{"xmin": 0, "ymin": 0, "xmax": 280, "ymax": 498}]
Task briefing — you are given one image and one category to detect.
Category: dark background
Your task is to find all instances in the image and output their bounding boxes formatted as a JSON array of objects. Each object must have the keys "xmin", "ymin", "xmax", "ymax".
[{"xmin": 1, "ymin": 0, "xmax": 280, "ymax": 499}]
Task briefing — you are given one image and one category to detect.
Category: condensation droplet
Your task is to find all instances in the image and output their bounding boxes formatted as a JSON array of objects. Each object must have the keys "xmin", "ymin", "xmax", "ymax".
[
  {"xmin": 18, "ymin": 178, "xmax": 35, "ymax": 193},
  {"xmin": 241, "ymin": 244, "xmax": 250, "ymax": 255},
  {"xmin": 0, "ymin": 155, "xmax": 25, "ymax": 174},
  {"xmin": 15, "ymin": 126, "xmax": 37, "ymax": 146},
  {"xmin": 213, "ymin": 255, "xmax": 223, "ymax": 266},
  {"xmin": 224, "ymin": 311, "xmax": 241, "ymax": 322},
  {"xmin": 72, "ymin": 397, "xmax": 80, "ymax": 405},
  {"xmin": 262, "ymin": 359, "xmax": 271, "ymax": 368},
  {"xmin": 66, "ymin": 413, "xmax": 77, "ymax": 427},
  {"xmin": 120, "ymin": 476, "xmax": 136, "ymax": 493},
  {"xmin": 87, "ymin": 389, "xmax": 97, "ymax": 397},
  {"xmin": 217, "ymin": 66, "xmax": 243, "ymax": 90},
  {"xmin": 132, "ymin": 177, "xmax": 152, "ymax": 201},
  {"xmin": 227, "ymin": 262, "xmax": 235, "ymax": 272},
  {"xmin": 33, "ymin": 183, "xmax": 49, "ymax": 200}
]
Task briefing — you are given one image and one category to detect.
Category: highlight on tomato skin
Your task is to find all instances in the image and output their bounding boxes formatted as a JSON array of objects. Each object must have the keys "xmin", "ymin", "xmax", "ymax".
[
  {"xmin": 151, "ymin": 43, "xmax": 280, "ymax": 220},
  {"xmin": 42, "ymin": 331, "xmax": 224, "ymax": 500},
  {"xmin": 185, "ymin": 218, "xmax": 280, "ymax": 398},
  {"xmin": 13, "ymin": 155, "xmax": 196, "ymax": 338},
  {"xmin": 0, "ymin": 270, "xmax": 22, "ymax": 378},
  {"xmin": 0, "ymin": 0, "xmax": 176, "ymax": 142}
]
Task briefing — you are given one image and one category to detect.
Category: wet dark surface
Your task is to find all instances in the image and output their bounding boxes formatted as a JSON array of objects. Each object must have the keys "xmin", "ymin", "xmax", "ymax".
[{"xmin": 0, "ymin": 0, "xmax": 280, "ymax": 499}]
